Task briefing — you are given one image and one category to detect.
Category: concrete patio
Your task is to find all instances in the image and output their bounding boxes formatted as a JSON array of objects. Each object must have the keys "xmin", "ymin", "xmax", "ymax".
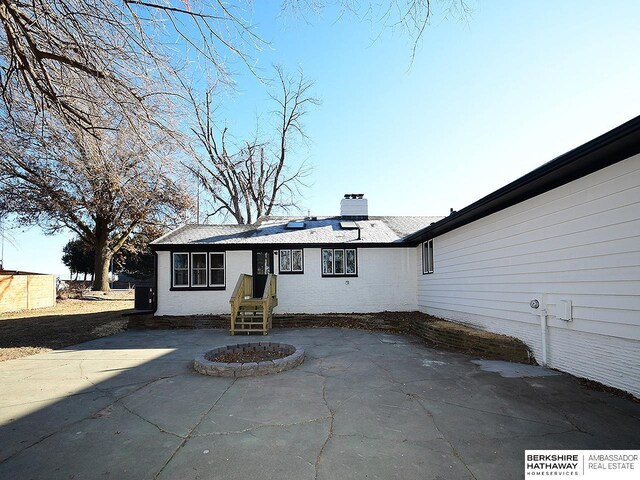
[{"xmin": 0, "ymin": 328, "xmax": 638, "ymax": 479}]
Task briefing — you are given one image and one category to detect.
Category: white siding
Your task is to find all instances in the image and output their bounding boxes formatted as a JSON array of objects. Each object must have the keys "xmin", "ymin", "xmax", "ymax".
[
  {"xmin": 156, "ymin": 247, "xmax": 418, "ymax": 315},
  {"xmin": 417, "ymin": 154, "xmax": 640, "ymax": 397},
  {"xmin": 276, "ymin": 248, "xmax": 417, "ymax": 313}
]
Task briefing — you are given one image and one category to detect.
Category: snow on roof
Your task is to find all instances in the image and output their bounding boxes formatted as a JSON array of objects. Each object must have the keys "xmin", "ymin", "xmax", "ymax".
[{"xmin": 151, "ymin": 216, "xmax": 442, "ymax": 246}]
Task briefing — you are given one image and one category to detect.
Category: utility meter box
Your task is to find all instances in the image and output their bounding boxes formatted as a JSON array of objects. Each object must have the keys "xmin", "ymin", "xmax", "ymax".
[{"xmin": 558, "ymin": 299, "xmax": 572, "ymax": 321}]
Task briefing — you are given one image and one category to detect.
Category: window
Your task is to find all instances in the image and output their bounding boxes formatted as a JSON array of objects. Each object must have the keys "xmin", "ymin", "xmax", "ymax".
[
  {"xmin": 322, "ymin": 248, "xmax": 357, "ymax": 276},
  {"xmin": 334, "ymin": 249, "xmax": 345, "ymax": 274},
  {"xmin": 191, "ymin": 253, "xmax": 207, "ymax": 287},
  {"xmin": 423, "ymin": 239, "xmax": 434, "ymax": 274},
  {"xmin": 322, "ymin": 249, "xmax": 333, "ymax": 275},
  {"xmin": 279, "ymin": 249, "xmax": 303, "ymax": 273},
  {"xmin": 172, "ymin": 253, "xmax": 189, "ymax": 287},
  {"xmin": 292, "ymin": 249, "xmax": 303, "ymax": 272},
  {"xmin": 171, "ymin": 251, "xmax": 226, "ymax": 289},
  {"xmin": 209, "ymin": 252, "xmax": 225, "ymax": 287}
]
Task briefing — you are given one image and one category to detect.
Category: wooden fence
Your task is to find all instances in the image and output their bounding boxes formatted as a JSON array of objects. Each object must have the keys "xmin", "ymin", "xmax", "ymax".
[{"xmin": 0, "ymin": 272, "xmax": 56, "ymax": 314}]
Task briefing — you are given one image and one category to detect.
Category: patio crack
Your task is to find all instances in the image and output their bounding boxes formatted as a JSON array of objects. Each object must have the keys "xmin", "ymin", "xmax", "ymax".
[
  {"xmin": 153, "ymin": 378, "xmax": 237, "ymax": 480},
  {"xmin": 367, "ymin": 358, "xmax": 479, "ymax": 480},
  {"xmin": 414, "ymin": 398, "xmax": 479, "ymax": 480},
  {"xmin": 334, "ymin": 433, "xmax": 383, "ymax": 441},
  {"xmin": 120, "ymin": 403, "xmax": 185, "ymax": 439},
  {"xmin": 0, "ymin": 374, "xmax": 183, "ymax": 466},
  {"xmin": 314, "ymin": 375, "xmax": 335, "ymax": 480},
  {"xmin": 193, "ymin": 415, "xmax": 331, "ymax": 437}
]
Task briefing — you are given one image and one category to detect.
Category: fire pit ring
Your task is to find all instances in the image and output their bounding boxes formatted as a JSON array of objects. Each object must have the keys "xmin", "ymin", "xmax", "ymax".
[{"xmin": 194, "ymin": 342, "xmax": 304, "ymax": 377}]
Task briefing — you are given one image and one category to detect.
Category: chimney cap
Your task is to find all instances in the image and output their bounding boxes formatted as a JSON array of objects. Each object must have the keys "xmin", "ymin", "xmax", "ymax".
[{"xmin": 344, "ymin": 193, "xmax": 364, "ymax": 199}]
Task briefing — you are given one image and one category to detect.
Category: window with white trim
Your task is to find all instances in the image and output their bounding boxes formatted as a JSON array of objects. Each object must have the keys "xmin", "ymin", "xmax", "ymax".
[
  {"xmin": 209, "ymin": 252, "xmax": 225, "ymax": 287},
  {"xmin": 423, "ymin": 239, "xmax": 434, "ymax": 274},
  {"xmin": 279, "ymin": 249, "xmax": 304, "ymax": 273},
  {"xmin": 191, "ymin": 253, "xmax": 207, "ymax": 287},
  {"xmin": 172, "ymin": 252, "xmax": 189, "ymax": 287},
  {"xmin": 322, "ymin": 248, "xmax": 357, "ymax": 276}
]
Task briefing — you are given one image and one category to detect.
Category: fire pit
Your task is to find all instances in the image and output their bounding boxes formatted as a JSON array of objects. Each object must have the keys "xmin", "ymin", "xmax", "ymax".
[{"xmin": 194, "ymin": 342, "xmax": 304, "ymax": 377}]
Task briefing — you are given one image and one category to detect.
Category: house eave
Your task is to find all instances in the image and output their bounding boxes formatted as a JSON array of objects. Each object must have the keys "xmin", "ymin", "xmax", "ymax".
[{"xmin": 149, "ymin": 241, "xmax": 411, "ymax": 251}]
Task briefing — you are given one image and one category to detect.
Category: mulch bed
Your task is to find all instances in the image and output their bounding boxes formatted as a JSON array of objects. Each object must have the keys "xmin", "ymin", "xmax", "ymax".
[{"xmin": 212, "ymin": 350, "xmax": 288, "ymax": 363}]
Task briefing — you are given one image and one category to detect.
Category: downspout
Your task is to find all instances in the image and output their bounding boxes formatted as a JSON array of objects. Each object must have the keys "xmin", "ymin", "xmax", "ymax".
[
  {"xmin": 539, "ymin": 308, "xmax": 548, "ymax": 367},
  {"xmin": 152, "ymin": 250, "xmax": 158, "ymax": 314},
  {"xmin": 530, "ymin": 298, "xmax": 547, "ymax": 366}
]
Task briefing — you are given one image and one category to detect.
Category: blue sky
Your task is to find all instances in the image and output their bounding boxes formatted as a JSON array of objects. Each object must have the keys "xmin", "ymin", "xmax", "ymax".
[{"xmin": 3, "ymin": 0, "xmax": 640, "ymax": 276}]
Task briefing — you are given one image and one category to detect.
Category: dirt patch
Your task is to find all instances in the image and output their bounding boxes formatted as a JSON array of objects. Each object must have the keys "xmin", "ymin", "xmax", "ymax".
[
  {"xmin": 0, "ymin": 291, "xmax": 134, "ymax": 362},
  {"xmin": 211, "ymin": 350, "xmax": 288, "ymax": 363}
]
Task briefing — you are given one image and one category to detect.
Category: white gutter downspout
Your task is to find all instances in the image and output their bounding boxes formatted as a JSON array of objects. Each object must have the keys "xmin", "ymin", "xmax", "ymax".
[{"xmin": 530, "ymin": 298, "xmax": 548, "ymax": 366}]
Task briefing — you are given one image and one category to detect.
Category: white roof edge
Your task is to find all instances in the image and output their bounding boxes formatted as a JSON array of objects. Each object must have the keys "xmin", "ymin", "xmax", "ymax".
[{"xmin": 150, "ymin": 224, "xmax": 190, "ymax": 245}]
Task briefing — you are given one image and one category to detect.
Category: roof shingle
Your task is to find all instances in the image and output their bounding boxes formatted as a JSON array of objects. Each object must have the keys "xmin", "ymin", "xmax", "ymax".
[{"xmin": 151, "ymin": 216, "xmax": 442, "ymax": 246}]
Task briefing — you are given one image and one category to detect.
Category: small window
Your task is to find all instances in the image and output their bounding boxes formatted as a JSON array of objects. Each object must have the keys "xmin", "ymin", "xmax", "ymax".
[
  {"xmin": 291, "ymin": 249, "xmax": 303, "ymax": 272},
  {"xmin": 322, "ymin": 248, "xmax": 357, "ymax": 276},
  {"xmin": 334, "ymin": 249, "xmax": 345, "ymax": 274},
  {"xmin": 173, "ymin": 253, "xmax": 189, "ymax": 287},
  {"xmin": 191, "ymin": 253, "xmax": 207, "ymax": 287},
  {"xmin": 279, "ymin": 249, "xmax": 304, "ymax": 273},
  {"xmin": 322, "ymin": 249, "xmax": 333, "ymax": 275},
  {"xmin": 209, "ymin": 252, "xmax": 225, "ymax": 287},
  {"xmin": 279, "ymin": 249, "xmax": 292, "ymax": 272},
  {"xmin": 345, "ymin": 249, "xmax": 356, "ymax": 274},
  {"xmin": 423, "ymin": 239, "xmax": 434, "ymax": 274}
]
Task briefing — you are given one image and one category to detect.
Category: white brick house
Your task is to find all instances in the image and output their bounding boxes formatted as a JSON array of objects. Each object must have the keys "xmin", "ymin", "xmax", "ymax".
[
  {"xmin": 151, "ymin": 209, "xmax": 440, "ymax": 316},
  {"xmin": 151, "ymin": 116, "xmax": 640, "ymax": 397}
]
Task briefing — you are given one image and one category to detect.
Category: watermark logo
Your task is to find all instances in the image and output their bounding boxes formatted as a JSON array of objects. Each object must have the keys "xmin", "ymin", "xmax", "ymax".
[{"xmin": 525, "ymin": 451, "xmax": 639, "ymax": 479}]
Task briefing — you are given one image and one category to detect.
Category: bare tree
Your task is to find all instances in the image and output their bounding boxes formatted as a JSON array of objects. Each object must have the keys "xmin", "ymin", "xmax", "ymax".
[
  {"xmin": 187, "ymin": 66, "xmax": 318, "ymax": 224},
  {"xmin": 0, "ymin": 1, "xmax": 468, "ymax": 133},
  {"xmin": 0, "ymin": 101, "xmax": 192, "ymax": 291},
  {"xmin": 0, "ymin": 0, "xmax": 266, "ymax": 132}
]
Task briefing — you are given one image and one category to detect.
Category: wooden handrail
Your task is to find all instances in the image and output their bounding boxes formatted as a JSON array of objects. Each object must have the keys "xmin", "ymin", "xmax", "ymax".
[
  {"xmin": 230, "ymin": 274, "xmax": 252, "ymax": 335},
  {"xmin": 261, "ymin": 274, "xmax": 272, "ymax": 300},
  {"xmin": 229, "ymin": 273, "xmax": 277, "ymax": 335}
]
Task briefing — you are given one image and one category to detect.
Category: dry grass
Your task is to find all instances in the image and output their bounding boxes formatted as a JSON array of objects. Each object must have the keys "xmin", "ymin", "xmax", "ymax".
[{"xmin": 0, "ymin": 290, "xmax": 134, "ymax": 361}]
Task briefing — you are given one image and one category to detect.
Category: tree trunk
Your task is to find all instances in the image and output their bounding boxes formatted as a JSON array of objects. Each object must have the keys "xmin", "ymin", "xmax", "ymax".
[{"xmin": 92, "ymin": 221, "xmax": 112, "ymax": 291}]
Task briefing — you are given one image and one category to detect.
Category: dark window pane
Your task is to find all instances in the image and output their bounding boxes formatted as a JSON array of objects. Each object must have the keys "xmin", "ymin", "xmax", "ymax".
[
  {"xmin": 174, "ymin": 253, "xmax": 188, "ymax": 269},
  {"xmin": 334, "ymin": 249, "xmax": 345, "ymax": 274},
  {"xmin": 192, "ymin": 253, "xmax": 206, "ymax": 269},
  {"xmin": 210, "ymin": 253, "xmax": 224, "ymax": 269},
  {"xmin": 279, "ymin": 250, "xmax": 292, "ymax": 272},
  {"xmin": 174, "ymin": 270, "xmax": 188, "ymax": 286},
  {"xmin": 210, "ymin": 269, "xmax": 224, "ymax": 286},
  {"xmin": 192, "ymin": 269, "xmax": 207, "ymax": 286},
  {"xmin": 346, "ymin": 249, "xmax": 356, "ymax": 274},
  {"xmin": 256, "ymin": 252, "xmax": 270, "ymax": 275},
  {"xmin": 292, "ymin": 250, "xmax": 303, "ymax": 271},
  {"xmin": 428, "ymin": 240, "xmax": 434, "ymax": 272},
  {"xmin": 322, "ymin": 249, "xmax": 333, "ymax": 274}
]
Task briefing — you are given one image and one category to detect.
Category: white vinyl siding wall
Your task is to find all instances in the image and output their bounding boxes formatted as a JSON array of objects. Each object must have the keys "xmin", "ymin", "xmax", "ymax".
[{"xmin": 417, "ymin": 154, "xmax": 640, "ymax": 397}]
